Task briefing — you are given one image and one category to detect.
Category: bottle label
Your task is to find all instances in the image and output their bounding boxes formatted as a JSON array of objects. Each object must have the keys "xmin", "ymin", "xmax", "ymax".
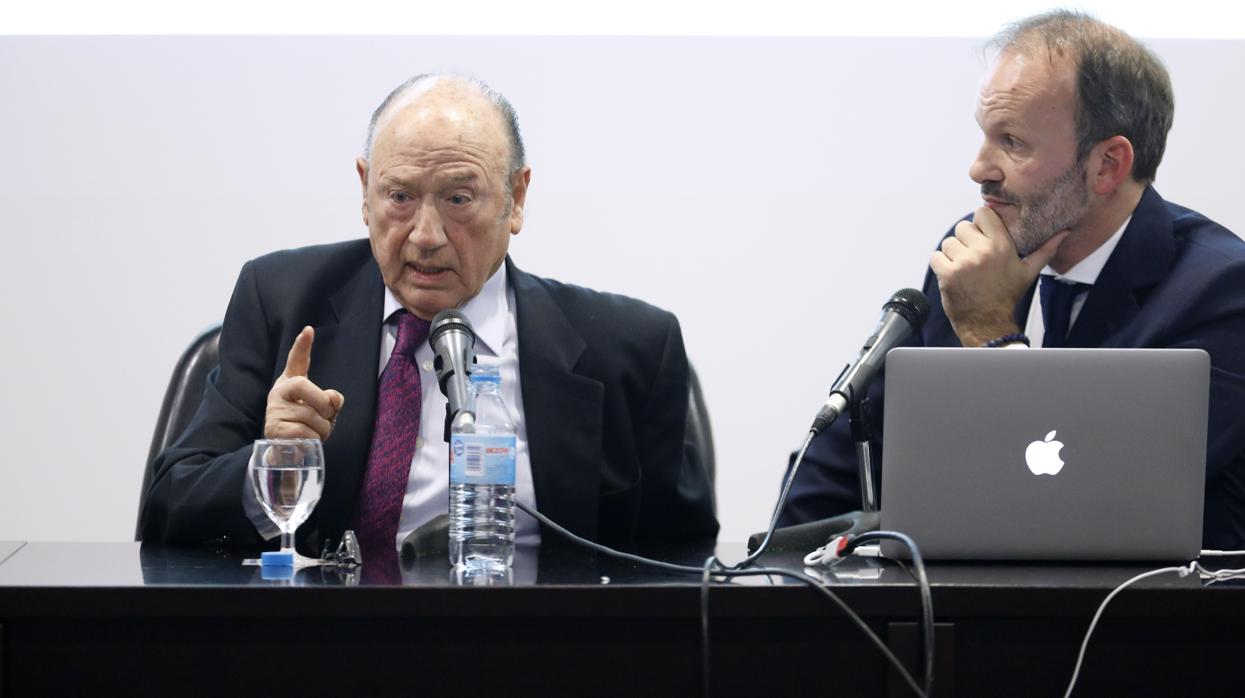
[{"xmin": 450, "ymin": 434, "xmax": 517, "ymax": 486}]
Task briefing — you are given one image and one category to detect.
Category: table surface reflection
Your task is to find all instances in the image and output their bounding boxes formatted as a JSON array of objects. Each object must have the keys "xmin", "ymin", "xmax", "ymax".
[
  {"xmin": 2, "ymin": 540, "xmax": 1244, "ymax": 697},
  {"xmin": 0, "ymin": 540, "xmax": 1240, "ymax": 617},
  {"xmin": 0, "ymin": 539, "xmax": 1235, "ymax": 586}
]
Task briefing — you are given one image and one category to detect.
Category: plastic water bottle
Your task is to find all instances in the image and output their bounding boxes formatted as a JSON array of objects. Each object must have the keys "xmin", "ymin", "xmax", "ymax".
[{"xmin": 449, "ymin": 364, "xmax": 516, "ymax": 570}]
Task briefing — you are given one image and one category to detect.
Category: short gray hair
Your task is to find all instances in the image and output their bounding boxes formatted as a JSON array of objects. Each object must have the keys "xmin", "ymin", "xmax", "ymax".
[
  {"xmin": 362, "ymin": 74, "xmax": 527, "ymax": 178},
  {"xmin": 989, "ymin": 9, "xmax": 1174, "ymax": 183}
]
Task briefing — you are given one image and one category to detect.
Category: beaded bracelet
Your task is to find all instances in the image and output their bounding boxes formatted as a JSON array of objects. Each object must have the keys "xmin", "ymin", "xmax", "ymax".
[{"xmin": 983, "ymin": 332, "xmax": 1031, "ymax": 348}]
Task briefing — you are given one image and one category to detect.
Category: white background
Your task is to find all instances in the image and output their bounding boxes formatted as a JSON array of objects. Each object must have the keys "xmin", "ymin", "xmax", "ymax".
[{"xmin": 1, "ymin": 27, "xmax": 1242, "ymax": 544}]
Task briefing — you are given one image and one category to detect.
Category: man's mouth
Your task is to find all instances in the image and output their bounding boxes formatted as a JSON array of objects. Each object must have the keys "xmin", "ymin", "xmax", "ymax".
[
  {"xmin": 980, "ymin": 183, "xmax": 1017, "ymax": 210},
  {"xmin": 406, "ymin": 262, "xmax": 451, "ymax": 279}
]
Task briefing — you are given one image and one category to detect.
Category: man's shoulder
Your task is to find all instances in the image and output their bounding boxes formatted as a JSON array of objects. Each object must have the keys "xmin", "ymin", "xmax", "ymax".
[
  {"xmin": 241, "ymin": 239, "xmax": 377, "ymax": 303},
  {"xmin": 513, "ymin": 266, "xmax": 677, "ymax": 330},
  {"xmin": 510, "ymin": 265, "xmax": 688, "ymax": 389},
  {"xmin": 248, "ymin": 239, "xmax": 374, "ymax": 274},
  {"xmin": 1162, "ymin": 199, "xmax": 1245, "ymax": 265}
]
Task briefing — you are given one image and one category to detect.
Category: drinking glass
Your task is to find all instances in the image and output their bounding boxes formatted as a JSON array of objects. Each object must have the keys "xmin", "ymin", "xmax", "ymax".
[{"xmin": 248, "ymin": 438, "xmax": 325, "ymax": 563}]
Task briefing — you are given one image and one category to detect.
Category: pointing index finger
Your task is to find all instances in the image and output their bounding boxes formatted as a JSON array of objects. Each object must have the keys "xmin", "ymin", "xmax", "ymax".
[{"xmin": 283, "ymin": 326, "xmax": 314, "ymax": 378}]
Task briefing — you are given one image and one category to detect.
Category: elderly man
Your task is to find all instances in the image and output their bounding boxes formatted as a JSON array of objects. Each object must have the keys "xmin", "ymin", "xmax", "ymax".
[
  {"xmin": 781, "ymin": 10, "xmax": 1245, "ymax": 549},
  {"xmin": 140, "ymin": 75, "xmax": 718, "ymax": 559}
]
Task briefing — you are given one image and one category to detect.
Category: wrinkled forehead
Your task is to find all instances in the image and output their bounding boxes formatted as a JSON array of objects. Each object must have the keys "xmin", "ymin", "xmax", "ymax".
[{"xmin": 978, "ymin": 47, "xmax": 1076, "ymax": 113}]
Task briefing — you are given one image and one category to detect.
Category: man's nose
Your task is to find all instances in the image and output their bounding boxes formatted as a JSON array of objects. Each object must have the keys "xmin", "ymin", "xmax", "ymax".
[
  {"xmin": 969, "ymin": 143, "xmax": 1000, "ymax": 185},
  {"xmin": 408, "ymin": 200, "xmax": 448, "ymax": 248}
]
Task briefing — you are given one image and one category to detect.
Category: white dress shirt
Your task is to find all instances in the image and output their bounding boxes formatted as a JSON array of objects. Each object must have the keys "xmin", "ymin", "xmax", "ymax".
[
  {"xmin": 246, "ymin": 265, "xmax": 540, "ymax": 550},
  {"xmin": 382, "ymin": 264, "xmax": 539, "ymax": 551},
  {"xmin": 1021, "ymin": 217, "xmax": 1131, "ymax": 347}
]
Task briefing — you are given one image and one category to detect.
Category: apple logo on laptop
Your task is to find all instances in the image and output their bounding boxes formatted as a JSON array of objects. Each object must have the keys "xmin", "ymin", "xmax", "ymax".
[{"xmin": 1025, "ymin": 430, "xmax": 1065, "ymax": 475}]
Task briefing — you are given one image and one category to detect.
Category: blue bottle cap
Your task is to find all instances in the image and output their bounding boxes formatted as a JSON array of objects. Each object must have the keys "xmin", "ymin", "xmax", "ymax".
[
  {"xmin": 261, "ymin": 564, "xmax": 295, "ymax": 581},
  {"xmin": 470, "ymin": 364, "xmax": 501, "ymax": 382},
  {"xmin": 261, "ymin": 551, "xmax": 295, "ymax": 567}
]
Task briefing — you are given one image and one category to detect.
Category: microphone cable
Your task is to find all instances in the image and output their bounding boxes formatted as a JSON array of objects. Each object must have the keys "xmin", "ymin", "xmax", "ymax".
[
  {"xmin": 1062, "ymin": 564, "xmax": 1191, "ymax": 698},
  {"xmin": 512, "ymin": 423, "xmax": 810, "ymax": 575},
  {"xmin": 698, "ymin": 560, "xmax": 928, "ymax": 698},
  {"xmin": 1062, "ymin": 551, "xmax": 1245, "ymax": 697},
  {"xmin": 515, "ymin": 496, "xmax": 930, "ymax": 697},
  {"xmin": 513, "ymin": 466, "xmax": 934, "ymax": 698},
  {"xmin": 800, "ymin": 529, "xmax": 934, "ymax": 697},
  {"xmin": 741, "ymin": 425, "xmax": 935, "ymax": 694},
  {"xmin": 866, "ymin": 533, "xmax": 934, "ymax": 697},
  {"xmin": 722, "ymin": 429, "xmax": 817, "ymax": 571}
]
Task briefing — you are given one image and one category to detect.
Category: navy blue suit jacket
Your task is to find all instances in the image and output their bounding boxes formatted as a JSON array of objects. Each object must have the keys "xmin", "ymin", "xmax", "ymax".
[
  {"xmin": 780, "ymin": 187, "xmax": 1245, "ymax": 549},
  {"xmin": 140, "ymin": 242, "xmax": 718, "ymax": 551}
]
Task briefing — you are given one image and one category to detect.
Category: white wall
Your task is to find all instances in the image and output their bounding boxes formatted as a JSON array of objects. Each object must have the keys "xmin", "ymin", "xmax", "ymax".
[{"xmin": 1, "ymin": 36, "xmax": 1241, "ymax": 544}]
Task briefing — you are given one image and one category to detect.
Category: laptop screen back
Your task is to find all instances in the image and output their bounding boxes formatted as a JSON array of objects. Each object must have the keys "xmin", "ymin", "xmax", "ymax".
[{"xmin": 879, "ymin": 348, "xmax": 1208, "ymax": 560}]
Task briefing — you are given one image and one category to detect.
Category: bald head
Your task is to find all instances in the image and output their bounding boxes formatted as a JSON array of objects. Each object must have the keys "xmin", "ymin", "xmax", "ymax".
[{"xmin": 363, "ymin": 74, "xmax": 526, "ymax": 179}]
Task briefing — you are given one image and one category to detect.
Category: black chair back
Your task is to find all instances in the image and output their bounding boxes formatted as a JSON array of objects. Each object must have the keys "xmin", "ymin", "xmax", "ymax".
[
  {"xmin": 136, "ymin": 324, "xmax": 222, "ymax": 540},
  {"xmin": 686, "ymin": 365, "xmax": 716, "ymax": 513}
]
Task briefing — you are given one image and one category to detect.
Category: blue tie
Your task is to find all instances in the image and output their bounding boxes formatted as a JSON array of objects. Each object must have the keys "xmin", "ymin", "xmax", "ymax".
[{"xmin": 1039, "ymin": 276, "xmax": 1091, "ymax": 348}]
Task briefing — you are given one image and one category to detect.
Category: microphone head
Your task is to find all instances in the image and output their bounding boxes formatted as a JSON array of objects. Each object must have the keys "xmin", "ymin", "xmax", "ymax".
[
  {"xmin": 429, "ymin": 309, "xmax": 476, "ymax": 350},
  {"xmin": 429, "ymin": 309, "xmax": 477, "ymax": 409},
  {"xmin": 883, "ymin": 288, "xmax": 931, "ymax": 329}
]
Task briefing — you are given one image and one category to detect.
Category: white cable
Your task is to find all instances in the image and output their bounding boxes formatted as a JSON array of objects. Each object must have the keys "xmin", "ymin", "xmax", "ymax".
[
  {"xmin": 1197, "ymin": 549, "xmax": 1245, "ymax": 557},
  {"xmin": 1063, "ymin": 564, "xmax": 1193, "ymax": 698},
  {"xmin": 1192, "ymin": 561, "xmax": 1245, "ymax": 584}
]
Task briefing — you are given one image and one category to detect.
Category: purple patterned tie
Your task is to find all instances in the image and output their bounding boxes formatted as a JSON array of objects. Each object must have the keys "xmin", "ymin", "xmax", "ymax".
[{"xmin": 355, "ymin": 310, "xmax": 431, "ymax": 564}]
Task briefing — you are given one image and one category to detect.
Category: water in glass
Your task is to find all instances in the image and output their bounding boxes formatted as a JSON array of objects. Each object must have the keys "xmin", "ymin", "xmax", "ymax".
[{"xmin": 248, "ymin": 438, "xmax": 325, "ymax": 557}]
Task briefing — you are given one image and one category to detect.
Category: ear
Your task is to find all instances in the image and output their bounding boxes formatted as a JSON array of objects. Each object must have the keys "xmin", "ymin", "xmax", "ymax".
[
  {"xmin": 1088, "ymin": 135, "xmax": 1135, "ymax": 196},
  {"xmin": 356, "ymin": 157, "xmax": 370, "ymax": 226},
  {"xmin": 508, "ymin": 166, "xmax": 532, "ymax": 236}
]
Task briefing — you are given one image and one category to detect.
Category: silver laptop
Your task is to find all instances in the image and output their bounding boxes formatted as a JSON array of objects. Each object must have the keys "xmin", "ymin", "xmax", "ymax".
[{"xmin": 879, "ymin": 348, "xmax": 1209, "ymax": 561}]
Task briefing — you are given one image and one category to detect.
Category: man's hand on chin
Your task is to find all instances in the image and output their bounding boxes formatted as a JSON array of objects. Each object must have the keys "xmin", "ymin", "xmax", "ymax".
[{"xmin": 929, "ymin": 207, "xmax": 1070, "ymax": 347}]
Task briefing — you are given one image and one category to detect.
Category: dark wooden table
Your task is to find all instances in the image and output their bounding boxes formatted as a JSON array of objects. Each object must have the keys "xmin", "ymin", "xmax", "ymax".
[{"xmin": 1, "ymin": 540, "xmax": 1242, "ymax": 697}]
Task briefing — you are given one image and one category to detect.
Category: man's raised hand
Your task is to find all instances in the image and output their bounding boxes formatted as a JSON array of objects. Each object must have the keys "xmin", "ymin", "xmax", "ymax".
[
  {"xmin": 929, "ymin": 207, "xmax": 1069, "ymax": 346},
  {"xmin": 264, "ymin": 326, "xmax": 345, "ymax": 441}
]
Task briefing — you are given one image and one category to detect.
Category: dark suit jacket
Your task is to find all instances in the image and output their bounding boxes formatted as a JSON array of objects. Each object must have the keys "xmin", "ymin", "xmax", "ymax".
[
  {"xmin": 780, "ymin": 186, "xmax": 1245, "ymax": 549},
  {"xmin": 140, "ymin": 241, "xmax": 718, "ymax": 551}
]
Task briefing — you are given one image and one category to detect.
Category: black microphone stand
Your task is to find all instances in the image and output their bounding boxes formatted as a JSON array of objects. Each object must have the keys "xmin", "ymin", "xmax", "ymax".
[
  {"xmin": 748, "ymin": 288, "xmax": 932, "ymax": 555},
  {"xmin": 745, "ymin": 378, "xmax": 880, "ymax": 555},
  {"xmin": 850, "ymin": 395, "xmax": 878, "ymax": 512},
  {"xmin": 804, "ymin": 388, "xmax": 882, "ymax": 543}
]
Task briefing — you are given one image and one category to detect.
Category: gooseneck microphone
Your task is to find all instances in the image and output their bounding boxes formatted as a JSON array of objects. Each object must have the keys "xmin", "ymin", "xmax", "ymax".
[
  {"xmin": 429, "ymin": 309, "xmax": 478, "ymax": 440},
  {"xmin": 810, "ymin": 288, "xmax": 931, "ymax": 435}
]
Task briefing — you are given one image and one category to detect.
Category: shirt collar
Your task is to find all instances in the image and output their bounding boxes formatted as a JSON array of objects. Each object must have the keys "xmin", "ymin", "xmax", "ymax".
[
  {"xmin": 1040, "ymin": 215, "xmax": 1131, "ymax": 285},
  {"xmin": 382, "ymin": 264, "xmax": 509, "ymax": 356}
]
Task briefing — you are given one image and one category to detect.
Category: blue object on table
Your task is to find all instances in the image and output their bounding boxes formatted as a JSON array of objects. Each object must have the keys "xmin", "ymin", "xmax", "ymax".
[{"xmin": 261, "ymin": 551, "xmax": 294, "ymax": 567}]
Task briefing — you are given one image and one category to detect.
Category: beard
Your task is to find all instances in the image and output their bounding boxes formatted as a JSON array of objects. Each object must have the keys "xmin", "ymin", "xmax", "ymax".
[{"xmin": 982, "ymin": 160, "xmax": 1091, "ymax": 256}]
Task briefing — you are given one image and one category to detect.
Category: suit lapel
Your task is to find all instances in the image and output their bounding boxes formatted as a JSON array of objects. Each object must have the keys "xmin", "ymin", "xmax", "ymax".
[
  {"xmin": 307, "ymin": 258, "xmax": 385, "ymax": 543},
  {"xmin": 507, "ymin": 258, "xmax": 606, "ymax": 541},
  {"xmin": 1068, "ymin": 186, "xmax": 1174, "ymax": 347}
]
